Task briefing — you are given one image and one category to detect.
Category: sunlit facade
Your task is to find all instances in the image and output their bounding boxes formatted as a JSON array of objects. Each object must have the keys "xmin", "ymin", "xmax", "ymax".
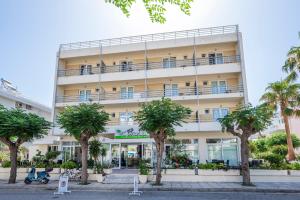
[{"xmin": 50, "ymin": 25, "xmax": 248, "ymax": 168}]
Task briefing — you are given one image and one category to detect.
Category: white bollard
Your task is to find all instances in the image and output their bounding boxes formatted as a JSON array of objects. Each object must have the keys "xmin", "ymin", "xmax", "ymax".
[
  {"xmin": 129, "ymin": 176, "xmax": 142, "ymax": 196},
  {"xmin": 54, "ymin": 175, "xmax": 71, "ymax": 195}
]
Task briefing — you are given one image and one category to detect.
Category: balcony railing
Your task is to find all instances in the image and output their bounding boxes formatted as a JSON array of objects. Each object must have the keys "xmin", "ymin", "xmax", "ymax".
[
  {"xmin": 56, "ymin": 85, "xmax": 243, "ymax": 103},
  {"xmin": 60, "ymin": 25, "xmax": 238, "ymax": 51},
  {"xmin": 57, "ymin": 55, "xmax": 240, "ymax": 77}
]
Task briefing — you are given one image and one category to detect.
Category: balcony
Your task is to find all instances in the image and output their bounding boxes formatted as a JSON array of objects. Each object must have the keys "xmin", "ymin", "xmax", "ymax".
[
  {"xmin": 55, "ymin": 85, "xmax": 244, "ymax": 106},
  {"xmin": 58, "ymin": 55, "xmax": 240, "ymax": 76}
]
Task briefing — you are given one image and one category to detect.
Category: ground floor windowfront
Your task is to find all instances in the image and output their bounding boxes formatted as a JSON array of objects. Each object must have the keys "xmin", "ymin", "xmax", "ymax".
[{"xmin": 47, "ymin": 132, "xmax": 240, "ymax": 169}]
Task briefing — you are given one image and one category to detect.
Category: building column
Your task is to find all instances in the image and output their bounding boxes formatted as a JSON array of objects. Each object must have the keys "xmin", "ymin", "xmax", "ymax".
[{"xmin": 198, "ymin": 137, "xmax": 208, "ymax": 163}]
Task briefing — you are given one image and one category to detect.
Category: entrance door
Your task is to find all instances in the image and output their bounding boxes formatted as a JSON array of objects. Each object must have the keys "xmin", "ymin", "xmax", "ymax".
[
  {"xmin": 111, "ymin": 144, "xmax": 120, "ymax": 168},
  {"xmin": 120, "ymin": 144, "xmax": 142, "ymax": 168}
]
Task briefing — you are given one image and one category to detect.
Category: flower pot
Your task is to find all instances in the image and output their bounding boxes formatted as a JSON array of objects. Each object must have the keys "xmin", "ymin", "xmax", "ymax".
[{"xmin": 139, "ymin": 175, "xmax": 148, "ymax": 184}]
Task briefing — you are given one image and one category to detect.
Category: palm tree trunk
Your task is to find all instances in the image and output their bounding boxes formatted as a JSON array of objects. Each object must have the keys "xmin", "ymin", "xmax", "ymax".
[
  {"xmin": 240, "ymin": 135, "xmax": 251, "ymax": 186},
  {"xmin": 282, "ymin": 115, "xmax": 296, "ymax": 161},
  {"xmin": 80, "ymin": 140, "xmax": 89, "ymax": 184},
  {"xmin": 8, "ymin": 144, "xmax": 18, "ymax": 184}
]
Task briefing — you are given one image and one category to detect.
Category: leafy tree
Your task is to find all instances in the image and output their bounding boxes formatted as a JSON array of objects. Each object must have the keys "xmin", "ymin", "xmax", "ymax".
[
  {"xmin": 134, "ymin": 98, "xmax": 191, "ymax": 185},
  {"xmin": 283, "ymin": 46, "xmax": 300, "ymax": 81},
  {"xmin": 57, "ymin": 103, "xmax": 109, "ymax": 184},
  {"xmin": 105, "ymin": 0, "xmax": 193, "ymax": 23},
  {"xmin": 45, "ymin": 151, "xmax": 60, "ymax": 161},
  {"xmin": 267, "ymin": 131, "xmax": 300, "ymax": 148},
  {"xmin": 219, "ymin": 104, "xmax": 273, "ymax": 186},
  {"xmin": 0, "ymin": 105, "xmax": 51, "ymax": 184},
  {"xmin": 89, "ymin": 139, "xmax": 102, "ymax": 173},
  {"xmin": 260, "ymin": 80, "xmax": 300, "ymax": 161}
]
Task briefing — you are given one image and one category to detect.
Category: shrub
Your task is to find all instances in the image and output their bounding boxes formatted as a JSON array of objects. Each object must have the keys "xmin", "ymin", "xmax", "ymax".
[
  {"xmin": 198, "ymin": 163, "xmax": 225, "ymax": 170},
  {"xmin": 267, "ymin": 132, "xmax": 300, "ymax": 148},
  {"xmin": 171, "ymin": 154, "xmax": 192, "ymax": 168},
  {"xmin": 95, "ymin": 163, "xmax": 104, "ymax": 174},
  {"xmin": 1, "ymin": 160, "xmax": 11, "ymax": 168},
  {"xmin": 61, "ymin": 161, "xmax": 77, "ymax": 169},
  {"xmin": 260, "ymin": 152, "xmax": 284, "ymax": 165},
  {"xmin": 252, "ymin": 138, "xmax": 268, "ymax": 153},
  {"xmin": 0, "ymin": 152, "xmax": 9, "ymax": 162},
  {"xmin": 139, "ymin": 159, "xmax": 150, "ymax": 175},
  {"xmin": 290, "ymin": 162, "xmax": 300, "ymax": 170},
  {"xmin": 45, "ymin": 151, "xmax": 60, "ymax": 161},
  {"xmin": 271, "ymin": 145, "xmax": 288, "ymax": 157}
]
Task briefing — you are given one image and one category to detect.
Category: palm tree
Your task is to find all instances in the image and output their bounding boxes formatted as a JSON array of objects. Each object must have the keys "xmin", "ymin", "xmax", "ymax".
[
  {"xmin": 283, "ymin": 46, "xmax": 300, "ymax": 82},
  {"xmin": 260, "ymin": 80, "xmax": 300, "ymax": 161}
]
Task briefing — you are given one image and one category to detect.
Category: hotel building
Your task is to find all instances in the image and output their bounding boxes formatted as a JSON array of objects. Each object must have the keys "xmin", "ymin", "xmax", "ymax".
[{"xmin": 50, "ymin": 25, "xmax": 248, "ymax": 168}]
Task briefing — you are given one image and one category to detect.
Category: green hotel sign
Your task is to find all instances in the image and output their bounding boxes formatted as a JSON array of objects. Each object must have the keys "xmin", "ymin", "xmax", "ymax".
[{"xmin": 114, "ymin": 127, "xmax": 149, "ymax": 139}]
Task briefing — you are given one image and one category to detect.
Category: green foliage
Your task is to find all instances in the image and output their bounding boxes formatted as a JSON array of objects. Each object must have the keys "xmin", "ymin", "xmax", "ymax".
[
  {"xmin": 89, "ymin": 140, "xmax": 102, "ymax": 161},
  {"xmin": 267, "ymin": 131, "xmax": 300, "ymax": 148},
  {"xmin": 45, "ymin": 151, "xmax": 60, "ymax": 161},
  {"xmin": 219, "ymin": 104, "xmax": 273, "ymax": 138},
  {"xmin": 1, "ymin": 160, "xmax": 11, "ymax": 168},
  {"xmin": 171, "ymin": 154, "xmax": 192, "ymax": 168},
  {"xmin": 139, "ymin": 159, "xmax": 150, "ymax": 175},
  {"xmin": 0, "ymin": 151, "xmax": 9, "ymax": 162},
  {"xmin": 197, "ymin": 163, "xmax": 225, "ymax": 170},
  {"xmin": 61, "ymin": 161, "xmax": 77, "ymax": 169},
  {"xmin": 0, "ymin": 104, "xmax": 51, "ymax": 146},
  {"xmin": 135, "ymin": 98, "xmax": 191, "ymax": 137},
  {"xmin": 57, "ymin": 103, "xmax": 109, "ymax": 140},
  {"xmin": 32, "ymin": 150, "xmax": 45, "ymax": 163},
  {"xmin": 105, "ymin": 0, "xmax": 194, "ymax": 23},
  {"xmin": 259, "ymin": 152, "xmax": 285, "ymax": 166},
  {"xmin": 282, "ymin": 46, "xmax": 300, "ymax": 82},
  {"xmin": 95, "ymin": 163, "xmax": 104, "ymax": 174},
  {"xmin": 261, "ymin": 80, "xmax": 300, "ymax": 117},
  {"xmin": 290, "ymin": 162, "xmax": 300, "ymax": 170},
  {"xmin": 271, "ymin": 145, "xmax": 288, "ymax": 157}
]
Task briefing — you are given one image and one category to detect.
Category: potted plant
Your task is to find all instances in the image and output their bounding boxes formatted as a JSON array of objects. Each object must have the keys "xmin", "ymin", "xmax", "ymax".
[{"xmin": 138, "ymin": 159, "xmax": 149, "ymax": 184}]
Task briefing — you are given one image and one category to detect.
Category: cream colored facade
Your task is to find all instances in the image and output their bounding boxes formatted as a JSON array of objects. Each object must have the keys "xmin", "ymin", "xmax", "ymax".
[{"xmin": 51, "ymin": 25, "xmax": 248, "ymax": 168}]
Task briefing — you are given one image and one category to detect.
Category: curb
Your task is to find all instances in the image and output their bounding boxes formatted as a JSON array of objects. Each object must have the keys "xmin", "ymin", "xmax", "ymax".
[{"xmin": 1, "ymin": 186, "xmax": 300, "ymax": 193}]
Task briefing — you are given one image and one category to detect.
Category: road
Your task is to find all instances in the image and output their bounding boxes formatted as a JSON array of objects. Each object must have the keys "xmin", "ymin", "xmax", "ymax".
[{"xmin": 0, "ymin": 190, "xmax": 300, "ymax": 200}]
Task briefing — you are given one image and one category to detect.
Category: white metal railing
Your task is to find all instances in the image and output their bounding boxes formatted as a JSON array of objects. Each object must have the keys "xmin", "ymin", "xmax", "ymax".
[
  {"xmin": 57, "ymin": 55, "xmax": 240, "ymax": 77},
  {"xmin": 59, "ymin": 25, "xmax": 238, "ymax": 51},
  {"xmin": 56, "ymin": 85, "xmax": 244, "ymax": 103}
]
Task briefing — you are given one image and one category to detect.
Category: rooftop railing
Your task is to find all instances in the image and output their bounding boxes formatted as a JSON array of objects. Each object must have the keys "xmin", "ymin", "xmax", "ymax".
[
  {"xmin": 57, "ymin": 55, "xmax": 240, "ymax": 77},
  {"xmin": 56, "ymin": 85, "xmax": 244, "ymax": 103},
  {"xmin": 59, "ymin": 25, "xmax": 238, "ymax": 51}
]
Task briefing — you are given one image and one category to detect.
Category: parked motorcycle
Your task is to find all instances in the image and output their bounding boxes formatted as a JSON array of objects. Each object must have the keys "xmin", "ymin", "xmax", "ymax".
[{"xmin": 24, "ymin": 167, "xmax": 52, "ymax": 184}]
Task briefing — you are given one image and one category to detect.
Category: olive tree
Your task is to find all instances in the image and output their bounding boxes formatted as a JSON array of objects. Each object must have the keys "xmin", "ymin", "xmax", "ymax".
[
  {"xmin": 0, "ymin": 105, "xmax": 51, "ymax": 184},
  {"xmin": 57, "ymin": 103, "xmax": 109, "ymax": 184},
  {"xmin": 219, "ymin": 104, "xmax": 273, "ymax": 186},
  {"xmin": 135, "ymin": 98, "xmax": 191, "ymax": 185}
]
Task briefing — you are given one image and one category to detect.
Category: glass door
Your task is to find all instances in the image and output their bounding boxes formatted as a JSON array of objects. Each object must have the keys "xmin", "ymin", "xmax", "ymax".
[{"xmin": 111, "ymin": 144, "xmax": 120, "ymax": 169}]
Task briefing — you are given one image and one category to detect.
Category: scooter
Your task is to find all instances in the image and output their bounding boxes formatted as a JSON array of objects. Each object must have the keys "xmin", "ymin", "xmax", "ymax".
[{"xmin": 24, "ymin": 167, "xmax": 52, "ymax": 184}]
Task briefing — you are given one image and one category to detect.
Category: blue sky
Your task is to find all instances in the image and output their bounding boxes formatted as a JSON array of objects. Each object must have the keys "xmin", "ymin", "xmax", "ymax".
[{"xmin": 0, "ymin": 0, "xmax": 299, "ymax": 107}]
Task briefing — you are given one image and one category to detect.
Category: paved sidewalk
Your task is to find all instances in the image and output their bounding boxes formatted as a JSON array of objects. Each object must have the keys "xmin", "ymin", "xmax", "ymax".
[{"xmin": 1, "ymin": 180, "xmax": 300, "ymax": 193}]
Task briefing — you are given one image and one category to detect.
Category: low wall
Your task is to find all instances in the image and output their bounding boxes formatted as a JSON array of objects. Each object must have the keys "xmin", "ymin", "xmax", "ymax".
[
  {"xmin": 147, "ymin": 169, "xmax": 300, "ymax": 183},
  {"xmin": 0, "ymin": 168, "xmax": 110, "ymax": 182}
]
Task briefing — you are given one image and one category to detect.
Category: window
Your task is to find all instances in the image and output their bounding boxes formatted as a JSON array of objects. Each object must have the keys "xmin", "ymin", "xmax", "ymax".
[
  {"xmin": 185, "ymin": 82, "xmax": 190, "ymax": 87},
  {"xmin": 211, "ymin": 80, "xmax": 227, "ymax": 94},
  {"xmin": 120, "ymin": 61, "xmax": 133, "ymax": 72},
  {"xmin": 163, "ymin": 57, "xmax": 176, "ymax": 68},
  {"xmin": 164, "ymin": 84, "xmax": 178, "ymax": 97},
  {"xmin": 111, "ymin": 113, "xmax": 116, "ymax": 118},
  {"xmin": 112, "ymin": 87, "xmax": 117, "ymax": 91},
  {"xmin": 204, "ymin": 109, "xmax": 210, "ymax": 114},
  {"xmin": 119, "ymin": 112, "xmax": 133, "ymax": 125},
  {"xmin": 208, "ymin": 53, "xmax": 223, "ymax": 65},
  {"xmin": 80, "ymin": 65, "xmax": 92, "ymax": 75},
  {"xmin": 183, "ymin": 55, "xmax": 188, "ymax": 60},
  {"xmin": 206, "ymin": 138, "xmax": 238, "ymax": 166},
  {"xmin": 25, "ymin": 104, "xmax": 32, "ymax": 110},
  {"xmin": 48, "ymin": 145, "xmax": 59, "ymax": 152},
  {"xmin": 203, "ymin": 81, "xmax": 208, "ymax": 86},
  {"xmin": 212, "ymin": 108, "xmax": 229, "ymax": 121},
  {"xmin": 15, "ymin": 102, "xmax": 22, "ymax": 108},
  {"xmin": 201, "ymin": 54, "xmax": 206, "ymax": 58},
  {"xmin": 79, "ymin": 90, "xmax": 92, "ymax": 102},
  {"xmin": 120, "ymin": 87, "xmax": 134, "ymax": 99}
]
